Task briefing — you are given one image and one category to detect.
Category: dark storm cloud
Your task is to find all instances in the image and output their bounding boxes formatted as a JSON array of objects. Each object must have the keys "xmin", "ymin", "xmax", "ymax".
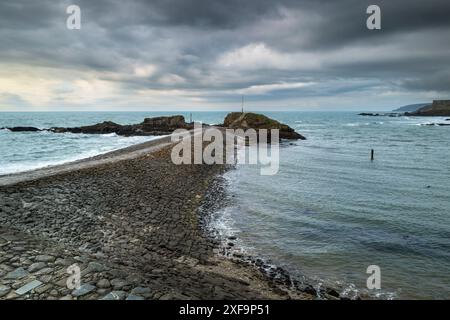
[
  {"xmin": 0, "ymin": 1, "xmax": 59, "ymax": 29},
  {"xmin": 403, "ymin": 71, "xmax": 450, "ymax": 92},
  {"xmin": 0, "ymin": 0, "xmax": 449, "ymax": 110},
  {"xmin": 279, "ymin": 0, "xmax": 450, "ymax": 50}
]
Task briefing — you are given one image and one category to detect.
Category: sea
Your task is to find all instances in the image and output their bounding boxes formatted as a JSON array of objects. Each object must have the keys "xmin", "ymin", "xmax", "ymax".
[{"xmin": 0, "ymin": 111, "xmax": 449, "ymax": 299}]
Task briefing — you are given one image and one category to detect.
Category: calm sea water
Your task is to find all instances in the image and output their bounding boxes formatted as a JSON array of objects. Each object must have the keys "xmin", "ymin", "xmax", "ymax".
[
  {"xmin": 0, "ymin": 112, "xmax": 226, "ymax": 175},
  {"xmin": 1, "ymin": 111, "xmax": 449, "ymax": 299}
]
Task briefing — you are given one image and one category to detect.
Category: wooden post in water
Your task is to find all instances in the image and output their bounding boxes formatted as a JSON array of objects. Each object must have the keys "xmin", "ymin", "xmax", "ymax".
[
  {"xmin": 371, "ymin": 149, "xmax": 374, "ymax": 161},
  {"xmin": 190, "ymin": 113, "xmax": 192, "ymax": 123}
]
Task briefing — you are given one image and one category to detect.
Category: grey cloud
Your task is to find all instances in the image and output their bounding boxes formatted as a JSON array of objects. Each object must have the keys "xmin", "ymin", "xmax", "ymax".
[
  {"xmin": 402, "ymin": 71, "xmax": 450, "ymax": 92},
  {"xmin": 0, "ymin": 0, "xmax": 449, "ymax": 109}
]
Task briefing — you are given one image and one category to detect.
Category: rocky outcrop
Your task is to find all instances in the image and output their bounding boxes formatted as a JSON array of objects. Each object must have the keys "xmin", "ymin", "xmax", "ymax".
[
  {"xmin": 358, "ymin": 113, "xmax": 381, "ymax": 116},
  {"xmin": 223, "ymin": 112, "xmax": 305, "ymax": 140},
  {"xmin": 407, "ymin": 100, "xmax": 450, "ymax": 116},
  {"xmin": 142, "ymin": 115, "xmax": 186, "ymax": 131},
  {"xmin": 3, "ymin": 126, "xmax": 41, "ymax": 132},
  {"xmin": 50, "ymin": 121, "xmax": 124, "ymax": 134},
  {"xmin": 5, "ymin": 113, "xmax": 305, "ymax": 140},
  {"xmin": 421, "ymin": 123, "xmax": 450, "ymax": 126},
  {"xmin": 49, "ymin": 115, "xmax": 192, "ymax": 136},
  {"xmin": 358, "ymin": 112, "xmax": 401, "ymax": 117}
]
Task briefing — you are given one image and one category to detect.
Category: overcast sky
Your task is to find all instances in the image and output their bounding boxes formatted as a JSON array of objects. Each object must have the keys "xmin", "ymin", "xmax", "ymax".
[{"xmin": 0, "ymin": 0, "xmax": 449, "ymax": 111}]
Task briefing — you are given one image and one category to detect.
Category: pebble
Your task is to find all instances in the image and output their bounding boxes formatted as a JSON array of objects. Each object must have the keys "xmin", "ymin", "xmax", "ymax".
[
  {"xmin": 35, "ymin": 284, "xmax": 52, "ymax": 294},
  {"xmin": 28, "ymin": 262, "xmax": 47, "ymax": 273},
  {"xmin": 4, "ymin": 267, "xmax": 29, "ymax": 280},
  {"xmin": 130, "ymin": 287, "xmax": 151, "ymax": 296},
  {"xmin": 15, "ymin": 280, "xmax": 43, "ymax": 295},
  {"xmin": 96, "ymin": 279, "xmax": 110, "ymax": 289},
  {"xmin": 55, "ymin": 258, "xmax": 72, "ymax": 266},
  {"xmin": 0, "ymin": 284, "xmax": 10, "ymax": 297},
  {"xmin": 126, "ymin": 294, "xmax": 144, "ymax": 300},
  {"xmin": 35, "ymin": 255, "xmax": 55, "ymax": 263},
  {"xmin": 72, "ymin": 284, "xmax": 96, "ymax": 297},
  {"xmin": 110, "ymin": 279, "xmax": 129, "ymax": 290},
  {"xmin": 34, "ymin": 267, "xmax": 53, "ymax": 276},
  {"xmin": 101, "ymin": 291, "xmax": 127, "ymax": 300},
  {"xmin": 86, "ymin": 262, "xmax": 107, "ymax": 273}
]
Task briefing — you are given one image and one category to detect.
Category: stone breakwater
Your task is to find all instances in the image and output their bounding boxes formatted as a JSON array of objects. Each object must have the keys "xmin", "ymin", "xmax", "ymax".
[{"xmin": 0, "ymin": 133, "xmax": 315, "ymax": 300}]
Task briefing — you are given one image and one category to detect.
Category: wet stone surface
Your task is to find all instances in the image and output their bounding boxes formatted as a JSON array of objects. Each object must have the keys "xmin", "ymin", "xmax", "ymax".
[{"xmin": 0, "ymin": 143, "xmax": 315, "ymax": 300}]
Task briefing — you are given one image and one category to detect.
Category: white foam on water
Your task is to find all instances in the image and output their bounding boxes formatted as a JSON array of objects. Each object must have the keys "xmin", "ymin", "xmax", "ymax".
[
  {"xmin": 100, "ymin": 132, "xmax": 119, "ymax": 137},
  {"xmin": 0, "ymin": 133, "xmax": 160, "ymax": 176},
  {"xmin": 344, "ymin": 123, "xmax": 360, "ymax": 127}
]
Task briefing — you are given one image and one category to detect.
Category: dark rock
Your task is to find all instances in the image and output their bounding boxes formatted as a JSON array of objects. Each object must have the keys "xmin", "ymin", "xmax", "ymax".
[
  {"xmin": 5, "ymin": 126, "xmax": 41, "ymax": 132},
  {"xmin": 223, "ymin": 112, "xmax": 306, "ymax": 140},
  {"xmin": 299, "ymin": 284, "xmax": 317, "ymax": 296},
  {"xmin": 49, "ymin": 115, "xmax": 191, "ymax": 136},
  {"xmin": 142, "ymin": 115, "xmax": 187, "ymax": 131},
  {"xmin": 421, "ymin": 123, "xmax": 450, "ymax": 126},
  {"xmin": 358, "ymin": 113, "xmax": 380, "ymax": 116},
  {"xmin": 326, "ymin": 288, "xmax": 340, "ymax": 298},
  {"xmin": 50, "ymin": 121, "xmax": 124, "ymax": 134},
  {"xmin": 358, "ymin": 112, "xmax": 401, "ymax": 117}
]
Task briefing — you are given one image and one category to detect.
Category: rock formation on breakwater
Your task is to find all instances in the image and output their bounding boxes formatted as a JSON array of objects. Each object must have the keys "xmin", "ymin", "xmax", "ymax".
[
  {"xmin": 222, "ymin": 112, "xmax": 306, "ymax": 140},
  {"xmin": 1, "ymin": 115, "xmax": 193, "ymax": 136},
  {"xmin": 2, "ymin": 113, "xmax": 306, "ymax": 140},
  {"xmin": 50, "ymin": 115, "xmax": 192, "ymax": 136}
]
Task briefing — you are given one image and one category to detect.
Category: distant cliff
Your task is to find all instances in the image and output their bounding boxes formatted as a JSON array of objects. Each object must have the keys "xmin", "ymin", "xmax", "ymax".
[
  {"xmin": 407, "ymin": 100, "xmax": 450, "ymax": 116},
  {"xmin": 393, "ymin": 103, "xmax": 428, "ymax": 112}
]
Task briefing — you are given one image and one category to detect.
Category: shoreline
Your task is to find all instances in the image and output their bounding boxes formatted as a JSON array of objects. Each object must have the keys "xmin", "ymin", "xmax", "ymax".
[
  {"xmin": 0, "ymin": 130, "xmax": 317, "ymax": 300},
  {"xmin": 0, "ymin": 134, "xmax": 174, "ymax": 187},
  {"xmin": 200, "ymin": 175, "xmax": 347, "ymax": 300}
]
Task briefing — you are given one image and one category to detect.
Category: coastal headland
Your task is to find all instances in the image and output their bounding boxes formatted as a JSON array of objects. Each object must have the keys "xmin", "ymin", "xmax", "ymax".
[{"xmin": 358, "ymin": 99, "xmax": 450, "ymax": 117}]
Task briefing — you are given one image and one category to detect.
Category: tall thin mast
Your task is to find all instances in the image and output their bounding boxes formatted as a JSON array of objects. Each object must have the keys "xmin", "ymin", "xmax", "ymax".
[{"xmin": 241, "ymin": 95, "xmax": 244, "ymax": 113}]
